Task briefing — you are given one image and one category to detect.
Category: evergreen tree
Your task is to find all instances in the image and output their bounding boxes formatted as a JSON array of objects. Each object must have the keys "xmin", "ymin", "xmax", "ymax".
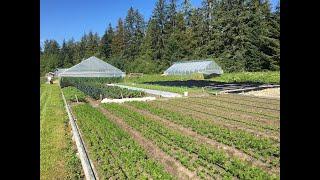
[
  {"xmin": 100, "ymin": 23, "xmax": 114, "ymax": 59},
  {"xmin": 182, "ymin": 0, "xmax": 192, "ymax": 27},
  {"xmin": 151, "ymin": 0, "xmax": 167, "ymax": 60},
  {"xmin": 40, "ymin": 0, "xmax": 280, "ymax": 75},
  {"xmin": 123, "ymin": 7, "xmax": 145, "ymax": 61},
  {"xmin": 111, "ymin": 18, "xmax": 125, "ymax": 57}
]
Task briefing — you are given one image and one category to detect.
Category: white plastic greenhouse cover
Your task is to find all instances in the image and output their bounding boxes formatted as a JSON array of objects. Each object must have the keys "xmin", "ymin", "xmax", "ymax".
[
  {"xmin": 60, "ymin": 56, "xmax": 126, "ymax": 77},
  {"xmin": 164, "ymin": 60, "xmax": 223, "ymax": 75}
]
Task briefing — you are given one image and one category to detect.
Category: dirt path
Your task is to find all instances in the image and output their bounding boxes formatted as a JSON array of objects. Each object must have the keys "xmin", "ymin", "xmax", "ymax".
[
  {"xmin": 87, "ymin": 98, "xmax": 198, "ymax": 180},
  {"xmin": 241, "ymin": 88, "xmax": 280, "ymax": 99},
  {"xmin": 123, "ymin": 103, "xmax": 279, "ymax": 175}
]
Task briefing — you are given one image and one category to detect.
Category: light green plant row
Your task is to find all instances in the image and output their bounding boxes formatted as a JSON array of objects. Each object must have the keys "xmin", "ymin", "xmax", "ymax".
[
  {"xmin": 124, "ymin": 73, "xmax": 204, "ymax": 84},
  {"xmin": 118, "ymin": 82, "xmax": 204, "ymax": 94},
  {"xmin": 211, "ymin": 71, "xmax": 280, "ymax": 84},
  {"xmin": 62, "ymin": 86, "xmax": 87, "ymax": 102},
  {"xmin": 72, "ymin": 104, "xmax": 173, "ymax": 179},
  {"xmin": 40, "ymin": 84, "xmax": 82, "ymax": 180},
  {"xmin": 124, "ymin": 71, "xmax": 279, "ymax": 84},
  {"xmin": 103, "ymin": 103, "xmax": 278, "ymax": 180}
]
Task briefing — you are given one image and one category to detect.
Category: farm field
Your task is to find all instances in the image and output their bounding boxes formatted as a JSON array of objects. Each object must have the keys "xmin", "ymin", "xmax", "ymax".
[
  {"xmin": 40, "ymin": 84, "xmax": 83, "ymax": 179},
  {"xmin": 121, "ymin": 71, "xmax": 280, "ymax": 95},
  {"xmin": 68, "ymin": 90, "xmax": 280, "ymax": 179}
]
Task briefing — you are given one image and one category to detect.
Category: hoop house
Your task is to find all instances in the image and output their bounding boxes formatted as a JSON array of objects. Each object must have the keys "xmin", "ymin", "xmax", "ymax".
[
  {"xmin": 164, "ymin": 60, "xmax": 223, "ymax": 76},
  {"xmin": 54, "ymin": 68, "xmax": 68, "ymax": 77},
  {"xmin": 60, "ymin": 56, "xmax": 125, "ymax": 77}
]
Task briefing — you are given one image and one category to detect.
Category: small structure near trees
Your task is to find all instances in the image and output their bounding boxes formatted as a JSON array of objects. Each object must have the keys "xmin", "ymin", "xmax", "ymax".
[{"xmin": 163, "ymin": 60, "xmax": 223, "ymax": 77}]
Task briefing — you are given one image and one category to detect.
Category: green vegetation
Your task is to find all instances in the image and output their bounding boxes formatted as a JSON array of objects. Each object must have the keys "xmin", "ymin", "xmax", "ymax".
[
  {"xmin": 40, "ymin": 77, "xmax": 47, "ymax": 85},
  {"xmin": 124, "ymin": 74, "xmax": 204, "ymax": 83},
  {"xmin": 211, "ymin": 71, "xmax": 280, "ymax": 84},
  {"xmin": 41, "ymin": 0, "xmax": 279, "ymax": 76},
  {"xmin": 40, "ymin": 84, "xmax": 82, "ymax": 179},
  {"xmin": 103, "ymin": 103, "xmax": 278, "ymax": 179},
  {"xmin": 60, "ymin": 77, "xmax": 145, "ymax": 99},
  {"xmin": 72, "ymin": 104, "xmax": 173, "ymax": 179},
  {"xmin": 120, "ymin": 82, "xmax": 203, "ymax": 94},
  {"xmin": 62, "ymin": 86, "xmax": 87, "ymax": 102},
  {"xmin": 128, "ymin": 101, "xmax": 279, "ymax": 166},
  {"xmin": 119, "ymin": 71, "xmax": 279, "ymax": 94}
]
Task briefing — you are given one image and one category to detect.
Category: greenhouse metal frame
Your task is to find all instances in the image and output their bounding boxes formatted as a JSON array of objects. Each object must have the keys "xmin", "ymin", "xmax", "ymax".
[
  {"xmin": 164, "ymin": 60, "xmax": 223, "ymax": 76},
  {"xmin": 60, "ymin": 56, "xmax": 126, "ymax": 77}
]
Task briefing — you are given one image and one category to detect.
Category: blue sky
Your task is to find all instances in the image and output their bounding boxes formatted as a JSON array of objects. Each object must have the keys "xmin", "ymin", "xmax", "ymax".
[{"xmin": 41, "ymin": 0, "xmax": 279, "ymax": 46}]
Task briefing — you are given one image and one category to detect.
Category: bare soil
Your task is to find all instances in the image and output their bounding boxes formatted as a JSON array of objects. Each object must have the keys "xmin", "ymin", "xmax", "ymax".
[{"xmin": 241, "ymin": 88, "xmax": 280, "ymax": 99}]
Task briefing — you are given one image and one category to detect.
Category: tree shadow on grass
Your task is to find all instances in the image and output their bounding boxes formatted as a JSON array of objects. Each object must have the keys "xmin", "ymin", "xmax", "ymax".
[{"xmin": 143, "ymin": 80, "xmax": 267, "ymax": 91}]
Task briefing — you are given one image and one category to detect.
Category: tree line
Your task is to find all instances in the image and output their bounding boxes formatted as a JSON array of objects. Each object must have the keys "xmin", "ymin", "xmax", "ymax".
[{"xmin": 40, "ymin": 0, "xmax": 280, "ymax": 76}]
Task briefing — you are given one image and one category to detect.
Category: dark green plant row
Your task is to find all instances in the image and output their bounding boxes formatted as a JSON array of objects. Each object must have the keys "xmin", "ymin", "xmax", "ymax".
[
  {"xmin": 103, "ymin": 103, "xmax": 278, "ymax": 179},
  {"xmin": 72, "ymin": 104, "xmax": 173, "ymax": 179},
  {"xmin": 128, "ymin": 101, "xmax": 279, "ymax": 167},
  {"xmin": 60, "ymin": 77, "xmax": 122, "ymax": 87},
  {"xmin": 60, "ymin": 77, "xmax": 145, "ymax": 99}
]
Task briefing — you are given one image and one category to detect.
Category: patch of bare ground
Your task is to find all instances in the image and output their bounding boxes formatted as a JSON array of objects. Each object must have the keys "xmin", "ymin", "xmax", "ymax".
[
  {"xmin": 241, "ymin": 88, "xmax": 280, "ymax": 99},
  {"xmin": 86, "ymin": 98, "xmax": 198, "ymax": 180},
  {"xmin": 124, "ymin": 103, "xmax": 279, "ymax": 175},
  {"xmin": 188, "ymin": 97, "xmax": 280, "ymax": 119},
  {"xmin": 169, "ymin": 99, "xmax": 279, "ymax": 128},
  {"xmin": 150, "ymin": 101, "xmax": 280, "ymax": 142}
]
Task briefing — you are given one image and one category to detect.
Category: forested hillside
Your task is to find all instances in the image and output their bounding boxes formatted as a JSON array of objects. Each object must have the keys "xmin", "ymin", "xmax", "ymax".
[{"xmin": 40, "ymin": 0, "xmax": 280, "ymax": 76}]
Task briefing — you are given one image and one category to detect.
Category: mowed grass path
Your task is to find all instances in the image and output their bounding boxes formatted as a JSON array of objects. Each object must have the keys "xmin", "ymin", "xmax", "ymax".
[{"xmin": 40, "ymin": 84, "xmax": 82, "ymax": 179}]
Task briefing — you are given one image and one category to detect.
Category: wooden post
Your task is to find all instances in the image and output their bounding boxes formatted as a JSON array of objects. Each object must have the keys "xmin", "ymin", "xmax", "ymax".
[{"xmin": 75, "ymin": 95, "xmax": 79, "ymax": 103}]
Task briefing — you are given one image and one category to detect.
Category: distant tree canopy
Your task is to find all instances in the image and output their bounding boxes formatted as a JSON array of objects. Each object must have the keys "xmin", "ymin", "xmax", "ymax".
[{"xmin": 40, "ymin": 0, "xmax": 280, "ymax": 76}]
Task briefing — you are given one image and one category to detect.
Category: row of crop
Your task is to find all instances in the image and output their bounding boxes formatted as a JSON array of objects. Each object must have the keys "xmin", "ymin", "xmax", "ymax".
[
  {"xmin": 151, "ymin": 100, "xmax": 280, "ymax": 141},
  {"xmin": 62, "ymin": 87, "xmax": 87, "ymax": 102},
  {"xmin": 128, "ymin": 101, "xmax": 279, "ymax": 167},
  {"xmin": 166, "ymin": 99, "xmax": 279, "ymax": 131},
  {"xmin": 103, "ymin": 103, "xmax": 278, "ymax": 179},
  {"xmin": 220, "ymin": 94, "xmax": 280, "ymax": 106},
  {"xmin": 206, "ymin": 95, "xmax": 280, "ymax": 112},
  {"xmin": 72, "ymin": 104, "xmax": 173, "ymax": 179},
  {"xmin": 204, "ymin": 96, "xmax": 280, "ymax": 117},
  {"xmin": 60, "ymin": 77, "xmax": 145, "ymax": 99},
  {"xmin": 189, "ymin": 97, "xmax": 280, "ymax": 119}
]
